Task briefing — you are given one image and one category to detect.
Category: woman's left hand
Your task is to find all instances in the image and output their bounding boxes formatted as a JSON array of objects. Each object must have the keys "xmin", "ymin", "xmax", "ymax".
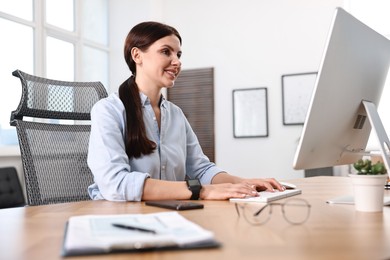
[
  {"xmin": 211, "ymin": 172, "xmax": 285, "ymax": 192},
  {"xmin": 245, "ymin": 178, "xmax": 285, "ymax": 192}
]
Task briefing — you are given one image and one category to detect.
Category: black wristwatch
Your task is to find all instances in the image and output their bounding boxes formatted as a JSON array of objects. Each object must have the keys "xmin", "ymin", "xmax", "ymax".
[{"xmin": 186, "ymin": 179, "xmax": 202, "ymax": 200}]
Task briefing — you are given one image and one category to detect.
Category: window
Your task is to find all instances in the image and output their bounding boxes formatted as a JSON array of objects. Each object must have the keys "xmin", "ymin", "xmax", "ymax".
[
  {"xmin": 0, "ymin": 0, "xmax": 109, "ymax": 148},
  {"xmin": 345, "ymin": 1, "xmax": 390, "ymax": 150}
]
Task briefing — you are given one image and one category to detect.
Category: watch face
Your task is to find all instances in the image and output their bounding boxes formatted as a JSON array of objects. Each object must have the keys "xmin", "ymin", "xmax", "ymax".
[{"xmin": 187, "ymin": 179, "xmax": 201, "ymax": 186}]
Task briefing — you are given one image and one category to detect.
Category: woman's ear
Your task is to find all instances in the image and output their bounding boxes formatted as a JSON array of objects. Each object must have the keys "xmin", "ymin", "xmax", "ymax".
[{"xmin": 131, "ymin": 47, "xmax": 142, "ymax": 64}]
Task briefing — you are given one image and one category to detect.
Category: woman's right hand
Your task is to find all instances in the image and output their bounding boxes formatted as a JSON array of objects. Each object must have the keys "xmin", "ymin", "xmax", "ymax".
[{"xmin": 200, "ymin": 182, "xmax": 259, "ymax": 200}]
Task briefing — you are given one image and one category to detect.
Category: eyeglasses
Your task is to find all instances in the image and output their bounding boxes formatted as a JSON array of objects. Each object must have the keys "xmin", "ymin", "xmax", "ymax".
[{"xmin": 235, "ymin": 198, "xmax": 311, "ymax": 225}]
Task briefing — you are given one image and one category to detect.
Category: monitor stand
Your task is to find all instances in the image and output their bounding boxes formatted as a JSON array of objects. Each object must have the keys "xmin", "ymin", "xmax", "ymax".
[
  {"xmin": 362, "ymin": 100, "xmax": 390, "ymax": 177},
  {"xmin": 326, "ymin": 100, "xmax": 390, "ymax": 206},
  {"xmin": 327, "ymin": 101, "xmax": 390, "ymax": 206}
]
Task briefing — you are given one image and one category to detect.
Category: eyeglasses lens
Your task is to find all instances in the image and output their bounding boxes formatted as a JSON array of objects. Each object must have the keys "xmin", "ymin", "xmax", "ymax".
[
  {"xmin": 243, "ymin": 204, "xmax": 272, "ymax": 225},
  {"xmin": 283, "ymin": 199, "xmax": 310, "ymax": 224}
]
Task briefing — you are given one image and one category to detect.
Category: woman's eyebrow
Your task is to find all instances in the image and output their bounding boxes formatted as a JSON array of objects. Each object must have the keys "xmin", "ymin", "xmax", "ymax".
[{"xmin": 160, "ymin": 44, "xmax": 181, "ymax": 53}]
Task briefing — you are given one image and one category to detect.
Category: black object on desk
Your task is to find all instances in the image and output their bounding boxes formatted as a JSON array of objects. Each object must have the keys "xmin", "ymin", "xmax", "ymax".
[
  {"xmin": 112, "ymin": 223, "xmax": 157, "ymax": 234},
  {"xmin": 145, "ymin": 200, "xmax": 204, "ymax": 210}
]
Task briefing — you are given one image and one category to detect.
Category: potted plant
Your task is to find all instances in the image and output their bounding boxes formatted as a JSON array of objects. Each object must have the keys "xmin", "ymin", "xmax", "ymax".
[{"xmin": 349, "ymin": 158, "xmax": 388, "ymax": 212}]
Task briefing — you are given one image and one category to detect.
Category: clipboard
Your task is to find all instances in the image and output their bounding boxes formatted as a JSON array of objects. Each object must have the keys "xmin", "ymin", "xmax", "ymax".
[{"xmin": 61, "ymin": 211, "xmax": 220, "ymax": 257}]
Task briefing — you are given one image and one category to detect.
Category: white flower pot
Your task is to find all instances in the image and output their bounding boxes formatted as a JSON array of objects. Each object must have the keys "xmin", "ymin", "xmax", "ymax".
[{"xmin": 349, "ymin": 174, "xmax": 388, "ymax": 212}]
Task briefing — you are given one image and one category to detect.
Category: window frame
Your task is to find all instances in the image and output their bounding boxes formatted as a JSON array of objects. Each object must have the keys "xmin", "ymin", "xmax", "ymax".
[{"xmin": 0, "ymin": 0, "xmax": 109, "ymax": 152}]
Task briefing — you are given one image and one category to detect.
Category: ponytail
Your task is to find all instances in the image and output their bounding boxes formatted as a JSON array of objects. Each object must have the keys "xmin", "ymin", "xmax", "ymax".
[{"xmin": 118, "ymin": 76, "xmax": 156, "ymax": 158}]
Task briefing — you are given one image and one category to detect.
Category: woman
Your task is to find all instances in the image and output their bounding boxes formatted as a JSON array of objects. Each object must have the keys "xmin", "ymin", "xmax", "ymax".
[{"xmin": 87, "ymin": 21, "xmax": 284, "ymax": 201}]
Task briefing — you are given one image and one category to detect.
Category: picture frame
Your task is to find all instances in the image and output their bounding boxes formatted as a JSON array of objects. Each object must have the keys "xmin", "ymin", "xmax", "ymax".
[
  {"xmin": 232, "ymin": 87, "xmax": 268, "ymax": 138},
  {"xmin": 282, "ymin": 72, "xmax": 317, "ymax": 125}
]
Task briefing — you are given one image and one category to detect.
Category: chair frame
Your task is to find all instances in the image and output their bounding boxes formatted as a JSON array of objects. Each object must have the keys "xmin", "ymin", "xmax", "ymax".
[{"xmin": 10, "ymin": 70, "xmax": 107, "ymax": 205}]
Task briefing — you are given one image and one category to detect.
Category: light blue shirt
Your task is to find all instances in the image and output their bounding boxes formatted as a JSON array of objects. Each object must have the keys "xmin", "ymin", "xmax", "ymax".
[{"xmin": 87, "ymin": 92, "xmax": 223, "ymax": 201}]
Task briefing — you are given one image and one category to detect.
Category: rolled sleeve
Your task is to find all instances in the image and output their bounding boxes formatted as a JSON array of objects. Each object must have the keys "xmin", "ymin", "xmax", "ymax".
[
  {"xmin": 183, "ymin": 116, "xmax": 225, "ymax": 184},
  {"xmin": 87, "ymin": 94, "xmax": 150, "ymax": 201}
]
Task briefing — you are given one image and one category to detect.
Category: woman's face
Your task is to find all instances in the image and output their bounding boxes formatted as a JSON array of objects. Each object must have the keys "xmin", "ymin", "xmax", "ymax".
[{"xmin": 134, "ymin": 34, "xmax": 182, "ymax": 89}]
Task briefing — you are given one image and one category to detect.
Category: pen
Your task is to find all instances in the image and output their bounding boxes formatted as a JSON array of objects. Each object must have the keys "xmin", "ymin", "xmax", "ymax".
[{"xmin": 112, "ymin": 223, "xmax": 157, "ymax": 234}]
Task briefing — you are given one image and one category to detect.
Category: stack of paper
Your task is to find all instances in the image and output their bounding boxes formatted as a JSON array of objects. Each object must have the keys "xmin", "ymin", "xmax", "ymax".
[{"xmin": 62, "ymin": 211, "xmax": 219, "ymax": 256}]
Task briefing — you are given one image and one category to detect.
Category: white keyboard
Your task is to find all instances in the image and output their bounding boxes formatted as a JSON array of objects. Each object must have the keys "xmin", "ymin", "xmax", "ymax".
[{"xmin": 230, "ymin": 189, "xmax": 302, "ymax": 203}]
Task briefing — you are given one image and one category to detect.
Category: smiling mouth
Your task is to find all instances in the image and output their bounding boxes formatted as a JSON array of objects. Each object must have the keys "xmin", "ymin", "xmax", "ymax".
[{"xmin": 165, "ymin": 70, "xmax": 178, "ymax": 79}]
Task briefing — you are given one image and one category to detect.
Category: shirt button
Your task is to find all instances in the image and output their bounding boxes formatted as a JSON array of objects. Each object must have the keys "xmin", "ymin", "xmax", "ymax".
[
  {"xmin": 162, "ymin": 165, "xmax": 166, "ymax": 169},
  {"xmin": 153, "ymin": 116, "xmax": 156, "ymax": 120}
]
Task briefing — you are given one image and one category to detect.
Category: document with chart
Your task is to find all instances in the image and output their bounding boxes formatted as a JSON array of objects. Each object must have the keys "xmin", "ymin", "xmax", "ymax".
[{"xmin": 62, "ymin": 211, "xmax": 220, "ymax": 256}]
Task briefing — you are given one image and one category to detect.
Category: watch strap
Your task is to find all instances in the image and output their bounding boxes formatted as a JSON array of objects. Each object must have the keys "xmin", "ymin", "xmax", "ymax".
[{"xmin": 186, "ymin": 179, "xmax": 201, "ymax": 200}]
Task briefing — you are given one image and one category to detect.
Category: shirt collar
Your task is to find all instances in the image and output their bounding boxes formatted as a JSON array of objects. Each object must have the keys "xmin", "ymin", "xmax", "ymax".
[{"xmin": 140, "ymin": 92, "xmax": 167, "ymax": 108}]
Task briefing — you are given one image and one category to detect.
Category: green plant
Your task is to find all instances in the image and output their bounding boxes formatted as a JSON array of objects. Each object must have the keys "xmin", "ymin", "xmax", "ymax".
[{"xmin": 353, "ymin": 159, "xmax": 387, "ymax": 175}]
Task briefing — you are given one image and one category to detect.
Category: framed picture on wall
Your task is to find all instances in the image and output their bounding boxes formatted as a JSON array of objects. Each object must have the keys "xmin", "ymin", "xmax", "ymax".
[
  {"xmin": 282, "ymin": 72, "xmax": 317, "ymax": 125},
  {"xmin": 232, "ymin": 87, "xmax": 268, "ymax": 138}
]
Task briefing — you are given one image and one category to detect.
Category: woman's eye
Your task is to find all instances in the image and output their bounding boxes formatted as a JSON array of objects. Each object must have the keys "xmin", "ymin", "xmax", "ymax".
[
  {"xmin": 162, "ymin": 49, "xmax": 170, "ymax": 56},
  {"xmin": 161, "ymin": 48, "xmax": 181, "ymax": 59}
]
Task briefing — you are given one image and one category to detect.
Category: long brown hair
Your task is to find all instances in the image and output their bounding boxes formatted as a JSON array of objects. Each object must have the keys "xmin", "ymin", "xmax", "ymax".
[{"xmin": 119, "ymin": 21, "xmax": 182, "ymax": 159}]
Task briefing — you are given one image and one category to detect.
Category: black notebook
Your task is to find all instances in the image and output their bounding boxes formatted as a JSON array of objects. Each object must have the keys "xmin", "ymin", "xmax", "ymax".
[{"xmin": 61, "ymin": 211, "xmax": 220, "ymax": 257}]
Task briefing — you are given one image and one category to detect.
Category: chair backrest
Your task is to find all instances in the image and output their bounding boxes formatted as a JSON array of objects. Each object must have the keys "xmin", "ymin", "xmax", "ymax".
[
  {"xmin": 0, "ymin": 167, "xmax": 25, "ymax": 209},
  {"xmin": 10, "ymin": 70, "xmax": 108, "ymax": 206}
]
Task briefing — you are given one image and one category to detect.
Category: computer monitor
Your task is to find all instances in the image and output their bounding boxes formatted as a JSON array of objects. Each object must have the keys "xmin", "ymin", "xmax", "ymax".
[{"xmin": 293, "ymin": 7, "xmax": 390, "ymax": 173}]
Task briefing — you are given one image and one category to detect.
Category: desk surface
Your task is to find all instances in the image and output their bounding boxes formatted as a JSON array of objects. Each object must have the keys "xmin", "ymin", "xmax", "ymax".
[{"xmin": 1, "ymin": 176, "xmax": 390, "ymax": 260}]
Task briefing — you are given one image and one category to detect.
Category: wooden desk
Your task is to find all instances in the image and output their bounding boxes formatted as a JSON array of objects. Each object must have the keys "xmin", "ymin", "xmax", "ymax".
[{"xmin": 1, "ymin": 176, "xmax": 390, "ymax": 260}]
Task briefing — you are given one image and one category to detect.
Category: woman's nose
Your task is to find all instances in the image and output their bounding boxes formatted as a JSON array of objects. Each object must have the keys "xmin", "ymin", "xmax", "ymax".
[{"xmin": 172, "ymin": 56, "xmax": 181, "ymax": 67}]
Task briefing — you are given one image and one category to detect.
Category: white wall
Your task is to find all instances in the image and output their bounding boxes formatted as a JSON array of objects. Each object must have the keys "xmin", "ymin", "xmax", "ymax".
[
  {"xmin": 110, "ymin": 0, "xmax": 154, "ymax": 90},
  {"xmin": 109, "ymin": 0, "xmax": 344, "ymax": 180}
]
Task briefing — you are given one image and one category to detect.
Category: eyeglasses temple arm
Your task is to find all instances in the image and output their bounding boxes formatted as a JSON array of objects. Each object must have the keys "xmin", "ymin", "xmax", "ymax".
[{"xmin": 253, "ymin": 204, "xmax": 269, "ymax": 217}]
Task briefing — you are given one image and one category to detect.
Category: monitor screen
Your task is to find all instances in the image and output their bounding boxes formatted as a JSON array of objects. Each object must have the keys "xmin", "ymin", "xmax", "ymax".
[{"xmin": 293, "ymin": 7, "xmax": 390, "ymax": 170}]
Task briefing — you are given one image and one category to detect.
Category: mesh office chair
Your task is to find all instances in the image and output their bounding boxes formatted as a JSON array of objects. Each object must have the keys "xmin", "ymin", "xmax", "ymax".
[
  {"xmin": 0, "ymin": 167, "xmax": 25, "ymax": 209},
  {"xmin": 10, "ymin": 70, "xmax": 108, "ymax": 206}
]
